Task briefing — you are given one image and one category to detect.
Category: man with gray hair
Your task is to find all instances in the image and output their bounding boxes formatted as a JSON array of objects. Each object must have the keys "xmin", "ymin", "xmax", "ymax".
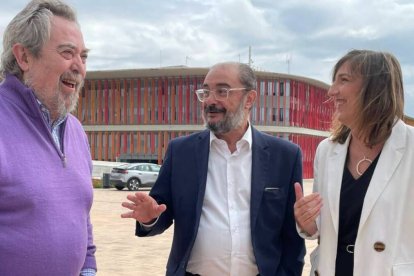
[
  {"xmin": 122, "ymin": 62, "xmax": 305, "ymax": 275},
  {"xmin": 0, "ymin": 1, "xmax": 96, "ymax": 275}
]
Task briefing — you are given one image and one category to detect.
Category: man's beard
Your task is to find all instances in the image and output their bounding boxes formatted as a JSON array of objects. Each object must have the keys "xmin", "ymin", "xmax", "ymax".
[
  {"xmin": 203, "ymin": 97, "xmax": 246, "ymax": 134},
  {"xmin": 56, "ymin": 81, "xmax": 81, "ymax": 117},
  {"xmin": 26, "ymin": 72, "xmax": 83, "ymax": 119}
]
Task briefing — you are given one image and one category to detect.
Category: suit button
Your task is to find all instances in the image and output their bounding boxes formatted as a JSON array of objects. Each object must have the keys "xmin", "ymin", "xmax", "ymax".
[
  {"xmin": 315, "ymin": 270, "xmax": 319, "ymax": 276},
  {"xmin": 374, "ymin": 242, "xmax": 385, "ymax": 252}
]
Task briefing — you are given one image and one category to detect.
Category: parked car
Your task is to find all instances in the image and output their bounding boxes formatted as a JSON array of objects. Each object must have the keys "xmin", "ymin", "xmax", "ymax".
[{"xmin": 110, "ymin": 163, "xmax": 161, "ymax": 191}]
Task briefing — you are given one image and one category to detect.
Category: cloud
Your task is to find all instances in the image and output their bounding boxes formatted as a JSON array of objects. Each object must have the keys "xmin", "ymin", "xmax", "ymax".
[{"xmin": 1, "ymin": 0, "xmax": 413, "ymax": 116}]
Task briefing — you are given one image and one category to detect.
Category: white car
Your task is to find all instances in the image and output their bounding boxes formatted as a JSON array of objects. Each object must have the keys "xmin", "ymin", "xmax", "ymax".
[{"xmin": 110, "ymin": 163, "xmax": 161, "ymax": 191}]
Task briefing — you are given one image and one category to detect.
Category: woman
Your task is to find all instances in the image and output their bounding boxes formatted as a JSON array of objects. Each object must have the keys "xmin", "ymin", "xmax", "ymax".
[{"xmin": 294, "ymin": 49, "xmax": 414, "ymax": 276}]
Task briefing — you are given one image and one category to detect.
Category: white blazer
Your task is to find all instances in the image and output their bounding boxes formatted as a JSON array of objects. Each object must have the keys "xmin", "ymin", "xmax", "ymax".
[{"xmin": 308, "ymin": 120, "xmax": 414, "ymax": 276}]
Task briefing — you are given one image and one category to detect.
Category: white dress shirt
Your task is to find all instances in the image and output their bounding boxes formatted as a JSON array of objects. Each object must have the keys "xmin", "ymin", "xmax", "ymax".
[{"xmin": 186, "ymin": 125, "xmax": 259, "ymax": 276}]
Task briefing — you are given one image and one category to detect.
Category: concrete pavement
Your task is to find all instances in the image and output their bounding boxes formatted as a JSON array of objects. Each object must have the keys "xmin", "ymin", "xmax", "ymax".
[{"xmin": 90, "ymin": 180, "xmax": 316, "ymax": 275}]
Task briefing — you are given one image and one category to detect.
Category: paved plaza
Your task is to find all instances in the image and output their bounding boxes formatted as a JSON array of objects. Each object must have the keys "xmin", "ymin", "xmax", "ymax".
[{"xmin": 91, "ymin": 180, "xmax": 316, "ymax": 276}]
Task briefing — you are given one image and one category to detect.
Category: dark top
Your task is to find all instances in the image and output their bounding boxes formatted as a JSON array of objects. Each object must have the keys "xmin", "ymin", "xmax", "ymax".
[{"xmin": 335, "ymin": 151, "xmax": 381, "ymax": 276}]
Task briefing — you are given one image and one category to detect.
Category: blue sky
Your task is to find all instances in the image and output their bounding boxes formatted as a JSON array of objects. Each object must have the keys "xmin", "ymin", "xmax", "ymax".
[{"xmin": 1, "ymin": 0, "xmax": 413, "ymax": 116}]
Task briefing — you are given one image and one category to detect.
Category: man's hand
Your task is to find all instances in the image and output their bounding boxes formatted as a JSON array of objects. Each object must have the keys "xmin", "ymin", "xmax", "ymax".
[
  {"xmin": 293, "ymin": 182, "xmax": 322, "ymax": 236},
  {"xmin": 121, "ymin": 192, "xmax": 167, "ymax": 224}
]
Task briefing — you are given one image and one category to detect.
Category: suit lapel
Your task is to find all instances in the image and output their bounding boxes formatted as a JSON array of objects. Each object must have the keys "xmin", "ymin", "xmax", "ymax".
[
  {"xmin": 358, "ymin": 120, "xmax": 406, "ymax": 229},
  {"xmin": 326, "ymin": 137, "xmax": 349, "ymax": 234},
  {"xmin": 194, "ymin": 130, "xmax": 210, "ymax": 220},
  {"xmin": 250, "ymin": 128, "xmax": 269, "ymax": 228},
  {"xmin": 180, "ymin": 130, "xmax": 210, "ymax": 266}
]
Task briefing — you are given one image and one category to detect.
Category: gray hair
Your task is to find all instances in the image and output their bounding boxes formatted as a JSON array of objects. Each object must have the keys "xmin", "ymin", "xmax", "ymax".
[
  {"xmin": 0, "ymin": 0, "xmax": 78, "ymax": 80},
  {"xmin": 210, "ymin": 62, "xmax": 257, "ymax": 91},
  {"xmin": 238, "ymin": 62, "xmax": 256, "ymax": 91}
]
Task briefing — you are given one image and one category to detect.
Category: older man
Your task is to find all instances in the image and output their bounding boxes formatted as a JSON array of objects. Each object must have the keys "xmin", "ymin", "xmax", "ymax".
[
  {"xmin": 0, "ymin": 1, "xmax": 96, "ymax": 275},
  {"xmin": 122, "ymin": 62, "xmax": 305, "ymax": 276}
]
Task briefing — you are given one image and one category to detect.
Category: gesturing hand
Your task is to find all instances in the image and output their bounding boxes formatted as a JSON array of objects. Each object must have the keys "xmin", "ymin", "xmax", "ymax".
[
  {"xmin": 293, "ymin": 182, "xmax": 322, "ymax": 236},
  {"xmin": 121, "ymin": 192, "xmax": 167, "ymax": 224}
]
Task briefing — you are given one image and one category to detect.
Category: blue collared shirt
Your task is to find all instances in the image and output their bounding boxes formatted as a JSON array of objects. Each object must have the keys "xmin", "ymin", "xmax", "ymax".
[{"xmin": 37, "ymin": 100, "xmax": 66, "ymax": 151}]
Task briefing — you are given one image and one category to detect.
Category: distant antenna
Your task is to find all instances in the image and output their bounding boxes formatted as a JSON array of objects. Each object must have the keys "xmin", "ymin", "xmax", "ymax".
[
  {"xmin": 160, "ymin": 50, "xmax": 162, "ymax": 68},
  {"xmin": 286, "ymin": 53, "xmax": 291, "ymax": 74},
  {"xmin": 185, "ymin": 56, "xmax": 191, "ymax": 66},
  {"xmin": 248, "ymin": 46, "xmax": 254, "ymax": 67}
]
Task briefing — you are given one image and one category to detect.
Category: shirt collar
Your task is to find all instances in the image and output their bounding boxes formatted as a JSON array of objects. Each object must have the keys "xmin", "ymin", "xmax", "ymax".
[
  {"xmin": 34, "ymin": 94, "xmax": 67, "ymax": 128},
  {"xmin": 209, "ymin": 122, "xmax": 253, "ymax": 150}
]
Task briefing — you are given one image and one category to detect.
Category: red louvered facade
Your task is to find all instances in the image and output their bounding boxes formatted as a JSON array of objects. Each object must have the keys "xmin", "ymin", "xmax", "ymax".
[{"xmin": 75, "ymin": 67, "xmax": 334, "ymax": 178}]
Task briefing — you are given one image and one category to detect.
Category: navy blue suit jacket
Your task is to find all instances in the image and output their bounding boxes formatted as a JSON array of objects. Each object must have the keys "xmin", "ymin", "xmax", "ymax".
[{"xmin": 136, "ymin": 127, "xmax": 305, "ymax": 276}]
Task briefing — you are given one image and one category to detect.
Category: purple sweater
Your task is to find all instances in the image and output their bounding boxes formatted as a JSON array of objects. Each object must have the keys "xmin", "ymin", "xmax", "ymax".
[{"xmin": 0, "ymin": 75, "xmax": 97, "ymax": 275}]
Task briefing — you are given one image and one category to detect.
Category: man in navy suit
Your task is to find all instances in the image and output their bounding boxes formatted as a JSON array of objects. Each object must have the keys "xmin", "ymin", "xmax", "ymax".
[{"xmin": 121, "ymin": 62, "xmax": 305, "ymax": 276}]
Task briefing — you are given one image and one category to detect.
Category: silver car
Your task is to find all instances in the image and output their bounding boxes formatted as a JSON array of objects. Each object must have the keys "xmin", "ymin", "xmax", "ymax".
[{"xmin": 110, "ymin": 163, "xmax": 161, "ymax": 191}]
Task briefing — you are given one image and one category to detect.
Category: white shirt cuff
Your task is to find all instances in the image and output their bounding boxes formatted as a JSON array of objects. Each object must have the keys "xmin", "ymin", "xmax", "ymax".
[{"xmin": 139, "ymin": 217, "xmax": 159, "ymax": 230}]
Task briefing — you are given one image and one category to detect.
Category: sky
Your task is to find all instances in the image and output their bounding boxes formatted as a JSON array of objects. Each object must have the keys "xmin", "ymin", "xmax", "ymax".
[{"xmin": 1, "ymin": 0, "xmax": 413, "ymax": 117}]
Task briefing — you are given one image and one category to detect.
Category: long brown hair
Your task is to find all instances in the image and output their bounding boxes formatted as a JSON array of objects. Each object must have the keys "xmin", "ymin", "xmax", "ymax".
[{"xmin": 330, "ymin": 50, "xmax": 404, "ymax": 147}]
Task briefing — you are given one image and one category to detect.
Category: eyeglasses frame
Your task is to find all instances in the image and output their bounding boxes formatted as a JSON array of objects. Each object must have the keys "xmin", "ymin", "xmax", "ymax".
[{"xmin": 195, "ymin": 87, "xmax": 247, "ymax": 102}]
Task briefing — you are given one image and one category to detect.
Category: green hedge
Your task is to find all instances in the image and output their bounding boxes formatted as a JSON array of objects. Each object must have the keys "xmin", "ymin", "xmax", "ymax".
[{"xmin": 92, "ymin": 178, "xmax": 102, "ymax": 189}]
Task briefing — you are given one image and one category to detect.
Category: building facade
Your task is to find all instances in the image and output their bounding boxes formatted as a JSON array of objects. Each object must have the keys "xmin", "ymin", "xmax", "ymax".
[{"xmin": 75, "ymin": 67, "xmax": 333, "ymax": 178}]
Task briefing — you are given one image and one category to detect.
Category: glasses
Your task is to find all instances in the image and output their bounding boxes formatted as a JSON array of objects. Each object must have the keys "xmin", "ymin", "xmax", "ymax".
[{"xmin": 195, "ymin": 87, "xmax": 246, "ymax": 102}]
